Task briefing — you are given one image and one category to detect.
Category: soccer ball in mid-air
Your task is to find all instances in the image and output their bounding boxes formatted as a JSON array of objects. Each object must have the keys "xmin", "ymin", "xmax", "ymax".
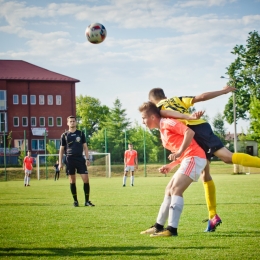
[{"xmin": 85, "ymin": 23, "xmax": 107, "ymax": 44}]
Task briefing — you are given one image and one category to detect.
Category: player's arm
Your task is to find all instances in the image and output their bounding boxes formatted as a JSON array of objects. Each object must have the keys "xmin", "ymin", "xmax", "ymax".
[
  {"xmin": 124, "ymin": 152, "xmax": 127, "ymax": 166},
  {"xmin": 58, "ymin": 146, "xmax": 65, "ymax": 170},
  {"xmin": 160, "ymin": 109, "xmax": 204, "ymax": 120},
  {"xmin": 135, "ymin": 153, "xmax": 138, "ymax": 169},
  {"xmin": 192, "ymin": 85, "xmax": 236, "ymax": 104},
  {"xmin": 83, "ymin": 143, "xmax": 90, "ymax": 166},
  {"xmin": 168, "ymin": 127, "xmax": 195, "ymax": 161}
]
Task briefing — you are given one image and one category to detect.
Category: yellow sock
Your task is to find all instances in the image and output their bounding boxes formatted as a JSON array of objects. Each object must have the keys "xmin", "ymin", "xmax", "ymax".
[
  {"xmin": 232, "ymin": 153, "xmax": 260, "ymax": 167},
  {"xmin": 203, "ymin": 180, "xmax": 217, "ymax": 219}
]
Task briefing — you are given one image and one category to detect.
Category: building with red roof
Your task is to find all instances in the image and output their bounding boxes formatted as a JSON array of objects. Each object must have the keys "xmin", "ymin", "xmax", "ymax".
[{"xmin": 0, "ymin": 60, "xmax": 79, "ymax": 160}]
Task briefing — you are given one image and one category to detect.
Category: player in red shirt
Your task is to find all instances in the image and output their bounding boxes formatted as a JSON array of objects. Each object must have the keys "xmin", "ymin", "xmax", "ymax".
[
  {"xmin": 23, "ymin": 150, "xmax": 34, "ymax": 187},
  {"xmin": 123, "ymin": 143, "xmax": 138, "ymax": 186},
  {"xmin": 139, "ymin": 101, "xmax": 207, "ymax": 237}
]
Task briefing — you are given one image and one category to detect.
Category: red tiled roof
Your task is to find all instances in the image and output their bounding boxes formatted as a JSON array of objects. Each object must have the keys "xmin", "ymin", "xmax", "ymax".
[{"xmin": 0, "ymin": 60, "xmax": 80, "ymax": 82}]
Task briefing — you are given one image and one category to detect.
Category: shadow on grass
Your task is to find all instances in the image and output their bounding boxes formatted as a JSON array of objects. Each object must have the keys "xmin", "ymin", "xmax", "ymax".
[
  {"xmin": 211, "ymin": 231, "xmax": 260, "ymax": 237},
  {"xmin": 0, "ymin": 245, "xmax": 230, "ymax": 257}
]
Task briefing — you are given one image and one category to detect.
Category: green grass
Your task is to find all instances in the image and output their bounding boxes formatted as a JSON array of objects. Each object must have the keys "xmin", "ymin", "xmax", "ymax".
[{"xmin": 0, "ymin": 164, "xmax": 260, "ymax": 259}]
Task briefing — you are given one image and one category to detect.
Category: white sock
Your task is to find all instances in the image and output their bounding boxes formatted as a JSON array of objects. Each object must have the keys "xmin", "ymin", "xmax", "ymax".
[
  {"xmin": 28, "ymin": 177, "xmax": 30, "ymax": 185},
  {"xmin": 131, "ymin": 176, "xmax": 134, "ymax": 185},
  {"xmin": 156, "ymin": 195, "xmax": 171, "ymax": 226},
  {"xmin": 123, "ymin": 176, "xmax": 127, "ymax": 185},
  {"xmin": 168, "ymin": 195, "xmax": 184, "ymax": 228},
  {"xmin": 24, "ymin": 176, "xmax": 27, "ymax": 184}
]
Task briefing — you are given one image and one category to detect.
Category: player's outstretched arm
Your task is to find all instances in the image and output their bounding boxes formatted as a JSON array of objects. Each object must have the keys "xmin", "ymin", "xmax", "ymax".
[
  {"xmin": 161, "ymin": 110, "xmax": 204, "ymax": 120},
  {"xmin": 192, "ymin": 85, "xmax": 237, "ymax": 104}
]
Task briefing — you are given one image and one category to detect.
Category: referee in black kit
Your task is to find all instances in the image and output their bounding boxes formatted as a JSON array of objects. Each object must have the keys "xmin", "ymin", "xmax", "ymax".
[{"xmin": 59, "ymin": 115, "xmax": 95, "ymax": 207}]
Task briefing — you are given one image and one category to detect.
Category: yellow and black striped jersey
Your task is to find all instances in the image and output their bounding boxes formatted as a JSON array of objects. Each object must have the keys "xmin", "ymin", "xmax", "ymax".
[{"xmin": 157, "ymin": 96, "xmax": 206, "ymax": 126}]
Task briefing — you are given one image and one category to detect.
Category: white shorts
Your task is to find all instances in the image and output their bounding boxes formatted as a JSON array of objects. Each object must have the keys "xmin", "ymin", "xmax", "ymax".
[
  {"xmin": 125, "ymin": 166, "xmax": 135, "ymax": 172},
  {"xmin": 176, "ymin": 157, "xmax": 207, "ymax": 182},
  {"xmin": 25, "ymin": 169, "xmax": 32, "ymax": 175}
]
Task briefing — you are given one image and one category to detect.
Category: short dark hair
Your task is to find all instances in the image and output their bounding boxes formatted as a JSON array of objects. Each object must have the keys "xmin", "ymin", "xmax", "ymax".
[
  {"xmin": 67, "ymin": 115, "xmax": 76, "ymax": 121},
  {"xmin": 138, "ymin": 101, "xmax": 161, "ymax": 118},
  {"xmin": 148, "ymin": 88, "xmax": 166, "ymax": 101}
]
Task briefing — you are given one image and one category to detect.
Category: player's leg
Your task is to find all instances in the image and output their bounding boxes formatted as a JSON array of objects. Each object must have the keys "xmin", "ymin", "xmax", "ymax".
[
  {"xmin": 130, "ymin": 167, "xmax": 134, "ymax": 186},
  {"xmin": 69, "ymin": 174, "xmax": 78, "ymax": 206},
  {"xmin": 24, "ymin": 171, "xmax": 27, "ymax": 187},
  {"xmin": 67, "ymin": 157, "xmax": 78, "ymax": 206},
  {"xmin": 78, "ymin": 157, "xmax": 95, "ymax": 207},
  {"xmin": 201, "ymin": 161, "xmax": 217, "ymax": 219},
  {"xmin": 141, "ymin": 176, "xmax": 174, "ymax": 235},
  {"xmin": 214, "ymin": 147, "xmax": 260, "ymax": 167},
  {"xmin": 151, "ymin": 157, "xmax": 206, "ymax": 237},
  {"xmin": 57, "ymin": 171, "xmax": 60, "ymax": 180},
  {"xmin": 123, "ymin": 167, "xmax": 128, "ymax": 187},
  {"xmin": 201, "ymin": 161, "xmax": 222, "ymax": 232},
  {"xmin": 80, "ymin": 174, "xmax": 94, "ymax": 206},
  {"xmin": 27, "ymin": 172, "xmax": 31, "ymax": 186}
]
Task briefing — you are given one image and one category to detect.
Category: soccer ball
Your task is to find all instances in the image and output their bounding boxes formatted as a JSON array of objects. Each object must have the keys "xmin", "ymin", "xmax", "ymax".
[{"xmin": 85, "ymin": 23, "xmax": 107, "ymax": 44}]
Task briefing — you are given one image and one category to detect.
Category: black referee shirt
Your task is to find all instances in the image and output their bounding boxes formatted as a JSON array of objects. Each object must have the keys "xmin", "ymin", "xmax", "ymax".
[{"xmin": 61, "ymin": 130, "xmax": 86, "ymax": 157}]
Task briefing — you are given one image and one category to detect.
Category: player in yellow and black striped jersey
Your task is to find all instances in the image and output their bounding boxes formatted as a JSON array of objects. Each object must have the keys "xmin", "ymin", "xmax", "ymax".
[{"xmin": 149, "ymin": 86, "xmax": 260, "ymax": 232}]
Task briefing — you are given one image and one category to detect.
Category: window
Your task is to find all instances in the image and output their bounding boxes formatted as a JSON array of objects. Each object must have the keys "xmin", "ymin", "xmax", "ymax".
[
  {"xmin": 30, "ymin": 95, "xmax": 36, "ymax": 105},
  {"xmin": 56, "ymin": 117, "xmax": 62, "ymax": 127},
  {"xmin": 48, "ymin": 117, "xmax": 53, "ymax": 127},
  {"xmin": 56, "ymin": 95, "xmax": 62, "ymax": 105},
  {"xmin": 55, "ymin": 140, "xmax": 60, "ymax": 149},
  {"xmin": 32, "ymin": 139, "xmax": 46, "ymax": 150},
  {"xmin": 39, "ymin": 140, "xmax": 45, "ymax": 150},
  {"xmin": 47, "ymin": 95, "xmax": 53, "ymax": 105},
  {"xmin": 39, "ymin": 95, "xmax": 44, "ymax": 105},
  {"xmin": 22, "ymin": 117, "xmax": 28, "ymax": 127},
  {"xmin": 13, "ymin": 117, "xmax": 19, "ymax": 127},
  {"xmin": 0, "ymin": 90, "xmax": 7, "ymax": 110},
  {"xmin": 22, "ymin": 95, "xmax": 27, "ymax": 105},
  {"xmin": 31, "ymin": 117, "xmax": 36, "ymax": 127},
  {"xmin": 14, "ymin": 139, "xmax": 28, "ymax": 150},
  {"xmin": 13, "ymin": 95, "xmax": 19, "ymax": 104},
  {"xmin": 0, "ymin": 112, "xmax": 7, "ymax": 132},
  {"xmin": 39, "ymin": 117, "xmax": 45, "ymax": 127}
]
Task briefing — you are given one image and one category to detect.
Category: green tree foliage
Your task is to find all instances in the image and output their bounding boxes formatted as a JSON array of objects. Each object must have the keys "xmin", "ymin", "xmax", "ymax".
[
  {"xmin": 90, "ymin": 98, "xmax": 131, "ymax": 163},
  {"xmin": 46, "ymin": 140, "xmax": 58, "ymax": 165},
  {"xmin": 18, "ymin": 151, "xmax": 25, "ymax": 166},
  {"xmin": 223, "ymin": 31, "xmax": 260, "ymax": 125},
  {"xmin": 249, "ymin": 96, "xmax": 260, "ymax": 146},
  {"xmin": 125, "ymin": 122, "xmax": 163, "ymax": 163},
  {"xmin": 76, "ymin": 95, "xmax": 109, "ymax": 143},
  {"xmin": 212, "ymin": 113, "xmax": 227, "ymax": 145}
]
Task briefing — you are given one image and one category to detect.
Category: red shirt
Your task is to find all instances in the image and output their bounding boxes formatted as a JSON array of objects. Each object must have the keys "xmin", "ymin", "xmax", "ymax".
[
  {"xmin": 160, "ymin": 118, "xmax": 206, "ymax": 164},
  {"xmin": 24, "ymin": 156, "xmax": 34, "ymax": 170},
  {"xmin": 124, "ymin": 150, "xmax": 138, "ymax": 166}
]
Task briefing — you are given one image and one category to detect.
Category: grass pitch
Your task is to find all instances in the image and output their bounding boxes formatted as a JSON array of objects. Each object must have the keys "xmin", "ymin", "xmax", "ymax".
[{"xmin": 0, "ymin": 167, "xmax": 260, "ymax": 259}]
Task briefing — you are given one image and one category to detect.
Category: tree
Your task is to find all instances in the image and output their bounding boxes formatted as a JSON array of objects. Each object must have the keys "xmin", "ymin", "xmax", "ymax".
[
  {"xmin": 249, "ymin": 96, "xmax": 260, "ymax": 150},
  {"xmin": 46, "ymin": 140, "xmax": 58, "ymax": 165},
  {"xmin": 223, "ymin": 31, "xmax": 260, "ymax": 126},
  {"xmin": 90, "ymin": 98, "xmax": 131, "ymax": 163},
  {"xmin": 76, "ymin": 95, "xmax": 109, "ymax": 143},
  {"xmin": 125, "ymin": 122, "xmax": 163, "ymax": 163},
  {"xmin": 212, "ymin": 113, "xmax": 227, "ymax": 145}
]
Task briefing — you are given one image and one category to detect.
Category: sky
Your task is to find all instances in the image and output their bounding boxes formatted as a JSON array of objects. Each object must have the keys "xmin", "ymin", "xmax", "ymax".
[{"xmin": 1, "ymin": 0, "xmax": 260, "ymax": 133}]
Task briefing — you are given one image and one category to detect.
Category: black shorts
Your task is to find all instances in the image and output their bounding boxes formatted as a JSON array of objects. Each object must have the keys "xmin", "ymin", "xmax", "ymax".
[
  {"xmin": 66, "ymin": 156, "xmax": 88, "ymax": 175},
  {"xmin": 188, "ymin": 123, "xmax": 224, "ymax": 160}
]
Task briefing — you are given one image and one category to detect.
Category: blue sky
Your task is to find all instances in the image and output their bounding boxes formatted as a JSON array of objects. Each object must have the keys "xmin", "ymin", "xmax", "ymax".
[{"xmin": 1, "ymin": 0, "xmax": 260, "ymax": 133}]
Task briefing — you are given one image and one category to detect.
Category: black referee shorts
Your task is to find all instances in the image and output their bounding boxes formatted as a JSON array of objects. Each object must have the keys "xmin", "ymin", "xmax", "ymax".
[
  {"xmin": 66, "ymin": 156, "xmax": 88, "ymax": 175},
  {"xmin": 188, "ymin": 123, "xmax": 224, "ymax": 161}
]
